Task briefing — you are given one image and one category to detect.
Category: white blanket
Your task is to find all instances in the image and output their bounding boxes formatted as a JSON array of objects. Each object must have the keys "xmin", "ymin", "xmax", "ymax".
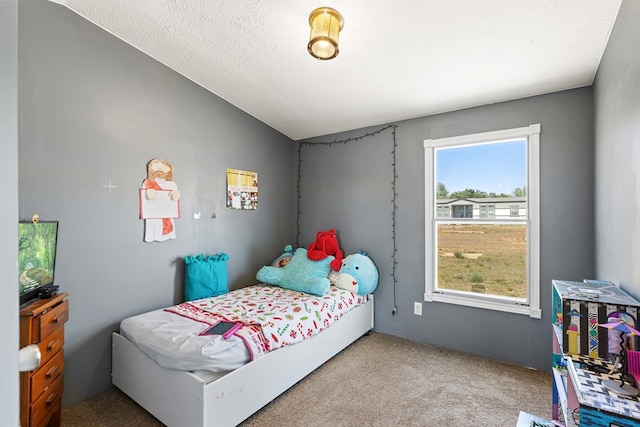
[{"xmin": 119, "ymin": 308, "xmax": 250, "ymax": 372}]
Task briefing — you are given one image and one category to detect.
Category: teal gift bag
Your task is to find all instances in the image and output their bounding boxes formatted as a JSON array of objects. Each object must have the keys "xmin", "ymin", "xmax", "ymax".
[{"xmin": 184, "ymin": 253, "xmax": 229, "ymax": 301}]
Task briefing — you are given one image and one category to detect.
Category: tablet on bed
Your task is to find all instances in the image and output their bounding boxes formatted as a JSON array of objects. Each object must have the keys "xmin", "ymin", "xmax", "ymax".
[{"xmin": 200, "ymin": 321, "xmax": 242, "ymax": 339}]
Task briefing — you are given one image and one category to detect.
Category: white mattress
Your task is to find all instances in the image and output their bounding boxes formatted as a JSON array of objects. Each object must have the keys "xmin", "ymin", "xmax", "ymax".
[{"xmin": 119, "ymin": 308, "xmax": 250, "ymax": 373}]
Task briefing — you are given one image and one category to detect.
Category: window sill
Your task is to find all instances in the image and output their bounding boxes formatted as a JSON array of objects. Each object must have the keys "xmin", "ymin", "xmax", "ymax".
[{"xmin": 424, "ymin": 292, "xmax": 542, "ymax": 319}]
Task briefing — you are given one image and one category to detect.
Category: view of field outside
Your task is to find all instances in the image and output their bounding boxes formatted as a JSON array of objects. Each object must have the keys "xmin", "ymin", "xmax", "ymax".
[
  {"xmin": 437, "ymin": 140, "xmax": 526, "ymax": 196},
  {"xmin": 437, "ymin": 224, "xmax": 527, "ymax": 299},
  {"xmin": 432, "ymin": 137, "xmax": 530, "ymax": 300}
]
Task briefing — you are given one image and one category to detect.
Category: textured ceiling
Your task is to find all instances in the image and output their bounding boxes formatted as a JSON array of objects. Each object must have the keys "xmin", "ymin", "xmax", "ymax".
[{"xmin": 50, "ymin": 0, "xmax": 621, "ymax": 140}]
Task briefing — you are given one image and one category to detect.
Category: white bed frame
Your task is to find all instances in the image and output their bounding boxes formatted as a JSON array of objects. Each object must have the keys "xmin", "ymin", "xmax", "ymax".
[{"xmin": 112, "ymin": 296, "xmax": 374, "ymax": 427}]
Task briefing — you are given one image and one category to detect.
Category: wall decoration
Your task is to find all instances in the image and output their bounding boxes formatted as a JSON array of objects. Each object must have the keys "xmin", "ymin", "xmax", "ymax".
[
  {"xmin": 102, "ymin": 179, "xmax": 118, "ymax": 194},
  {"xmin": 140, "ymin": 158, "xmax": 181, "ymax": 242},
  {"xmin": 297, "ymin": 124, "xmax": 398, "ymax": 314},
  {"xmin": 227, "ymin": 168, "xmax": 258, "ymax": 210}
]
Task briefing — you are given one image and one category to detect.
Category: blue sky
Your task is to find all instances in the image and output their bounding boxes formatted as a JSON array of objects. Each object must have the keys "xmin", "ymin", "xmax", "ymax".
[{"xmin": 436, "ymin": 139, "xmax": 526, "ymax": 195}]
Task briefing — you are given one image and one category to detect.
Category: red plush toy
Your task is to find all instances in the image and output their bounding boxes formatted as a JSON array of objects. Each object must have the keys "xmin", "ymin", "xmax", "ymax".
[{"xmin": 307, "ymin": 229, "xmax": 344, "ymax": 271}]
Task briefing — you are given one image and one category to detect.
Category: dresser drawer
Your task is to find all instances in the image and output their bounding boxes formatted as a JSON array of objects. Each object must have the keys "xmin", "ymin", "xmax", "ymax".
[
  {"xmin": 31, "ymin": 349, "xmax": 64, "ymax": 403},
  {"xmin": 30, "ymin": 375, "xmax": 62, "ymax": 427},
  {"xmin": 20, "ymin": 293, "xmax": 67, "ymax": 427},
  {"xmin": 37, "ymin": 327, "xmax": 64, "ymax": 366},
  {"xmin": 36, "ymin": 300, "xmax": 68, "ymax": 341}
]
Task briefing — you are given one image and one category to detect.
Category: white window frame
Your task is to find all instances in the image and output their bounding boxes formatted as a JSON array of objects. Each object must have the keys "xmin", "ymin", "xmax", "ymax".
[{"xmin": 423, "ymin": 124, "xmax": 541, "ymax": 319}]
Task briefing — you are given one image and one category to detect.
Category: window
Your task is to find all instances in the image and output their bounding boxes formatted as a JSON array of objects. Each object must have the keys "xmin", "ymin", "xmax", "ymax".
[
  {"xmin": 479, "ymin": 205, "xmax": 495, "ymax": 218},
  {"xmin": 452, "ymin": 204, "xmax": 472, "ymax": 218},
  {"xmin": 436, "ymin": 206, "xmax": 450, "ymax": 218},
  {"xmin": 423, "ymin": 124, "xmax": 541, "ymax": 318}
]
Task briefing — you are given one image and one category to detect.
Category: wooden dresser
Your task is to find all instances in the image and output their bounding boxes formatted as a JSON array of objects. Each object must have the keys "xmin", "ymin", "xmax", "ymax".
[{"xmin": 20, "ymin": 293, "xmax": 68, "ymax": 427}]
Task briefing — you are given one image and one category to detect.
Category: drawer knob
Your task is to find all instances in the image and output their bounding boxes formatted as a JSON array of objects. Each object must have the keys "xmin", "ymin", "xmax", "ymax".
[
  {"xmin": 47, "ymin": 339, "xmax": 60, "ymax": 352},
  {"xmin": 53, "ymin": 314, "xmax": 65, "ymax": 324},
  {"xmin": 45, "ymin": 392, "xmax": 58, "ymax": 406},
  {"xmin": 46, "ymin": 365, "xmax": 59, "ymax": 379}
]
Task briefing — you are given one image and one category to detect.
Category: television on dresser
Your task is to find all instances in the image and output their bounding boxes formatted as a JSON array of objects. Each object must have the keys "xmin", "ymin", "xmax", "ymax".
[{"xmin": 18, "ymin": 221, "xmax": 59, "ymax": 306}]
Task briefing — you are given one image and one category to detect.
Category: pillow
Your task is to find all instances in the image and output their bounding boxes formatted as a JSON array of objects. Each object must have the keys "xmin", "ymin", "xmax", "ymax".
[
  {"xmin": 333, "ymin": 252, "xmax": 379, "ymax": 295},
  {"xmin": 256, "ymin": 248, "xmax": 333, "ymax": 296},
  {"xmin": 184, "ymin": 253, "xmax": 229, "ymax": 301}
]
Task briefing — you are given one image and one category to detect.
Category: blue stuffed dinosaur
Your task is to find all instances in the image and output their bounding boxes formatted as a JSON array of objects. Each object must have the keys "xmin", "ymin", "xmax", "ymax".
[
  {"xmin": 332, "ymin": 251, "xmax": 379, "ymax": 295},
  {"xmin": 256, "ymin": 247, "xmax": 333, "ymax": 296}
]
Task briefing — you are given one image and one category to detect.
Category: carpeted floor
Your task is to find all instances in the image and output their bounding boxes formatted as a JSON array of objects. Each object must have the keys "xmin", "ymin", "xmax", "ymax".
[{"xmin": 62, "ymin": 332, "xmax": 552, "ymax": 426}]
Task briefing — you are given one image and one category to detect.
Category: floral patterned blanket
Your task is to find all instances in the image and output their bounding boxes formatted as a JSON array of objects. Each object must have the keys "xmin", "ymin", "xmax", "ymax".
[{"xmin": 165, "ymin": 285, "xmax": 365, "ymax": 361}]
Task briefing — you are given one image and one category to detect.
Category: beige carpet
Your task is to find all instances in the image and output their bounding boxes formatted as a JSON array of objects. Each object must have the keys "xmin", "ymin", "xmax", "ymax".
[{"xmin": 62, "ymin": 332, "xmax": 552, "ymax": 426}]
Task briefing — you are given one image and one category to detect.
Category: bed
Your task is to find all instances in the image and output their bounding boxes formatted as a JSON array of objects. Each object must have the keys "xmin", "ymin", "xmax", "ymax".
[{"xmin": 111, "ymin": 284, "xmax": 374, "ymax": 427}]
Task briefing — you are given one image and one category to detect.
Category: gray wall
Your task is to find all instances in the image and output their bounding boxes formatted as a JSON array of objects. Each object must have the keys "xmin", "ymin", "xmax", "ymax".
[
  {"xmin": 302, "ymin": 88, "xmax": 595, "ymax": 371},
  {"xmin": 0, "ymin": 1, "xmax": 20, "ymax": 426},
  {"xmin": 594, "ymin": 0, "xmax": 640, "ymax": 300},
  {"xmin": 18, "ymin": 1, "xmax": 296, "ymax": 407}
]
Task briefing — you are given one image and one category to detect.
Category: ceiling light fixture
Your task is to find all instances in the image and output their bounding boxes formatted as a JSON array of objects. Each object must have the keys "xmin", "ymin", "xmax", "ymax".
[{"xmin": 307, "ymin": 7, "xmax": 344, "ymax": 60}]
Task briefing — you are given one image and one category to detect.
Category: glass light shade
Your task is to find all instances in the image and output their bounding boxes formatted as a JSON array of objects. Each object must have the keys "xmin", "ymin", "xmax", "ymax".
[{"xmin": 308, "ymin": 7, "xmax": 344, "ymax": 60}]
